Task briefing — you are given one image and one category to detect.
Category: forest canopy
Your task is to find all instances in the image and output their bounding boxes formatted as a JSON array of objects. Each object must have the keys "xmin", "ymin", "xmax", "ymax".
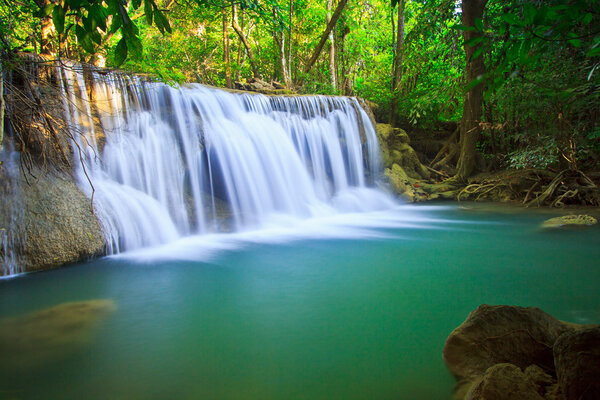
[{"xmin": 1, "ymin": 0, "xmax": 599, "ymax": 181}]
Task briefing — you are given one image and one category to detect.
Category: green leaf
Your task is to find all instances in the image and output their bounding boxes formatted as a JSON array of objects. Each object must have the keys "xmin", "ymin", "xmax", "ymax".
[
  {"xmin": 39, "ymin": 4, "xmax": 54, "ymax": 17},
  {"xmin": 76, "ymin": 24, "xmax": 95, "ymax": 54},
  {"xmin": 533, "ymin": 7, "xmax": 548, "ymax": 25},
  {"xmin": 474, "ymin": 18, "xmax": 484, "ymax": 32},
  {"xmin": 519, "ymin": 39, "xmax": 532, "ymax": 64},
  {"xmin": 154, "ymin": 9, "xmax": 171, "ymax": 33},
  {"xmin": 114, "ymin": 38, "xmax": 128, "ymax": 66},
  {"xmin": 110, "ymin": 15, "xmax": 122, "ymax": 33},
  {"xmin": 144, "ymin": 0, "xmax": 154, "ymax": 25},
  {"xmin": 451, "ymin": 24, "xmax": 477, "ymax": 32},
  {"xmin": 501, "ymin": 13, "xmax": 523, "ymax": 27},
  {"xmin": 91, "ymin": 31, "xmax": 102, "ymax": 46},
  {"xmin": 132, "ymin": 0, "xmax": 142, "ymax": 10},
  {"xmin": 472, "ymin": 46, "xmax": 485, "ymax": 60},
  {"xmin": 126, "ymin": 36, "xmax": 143, "ymax": 58},
  {"xmin": 465, "ymin": 36, "xmax": 485, "ymax": 47},
  {"xmin": 66, "ymin": 0, "xmax": 83, "ymax": 8},
  {"xmin": 52, "ymin": 5, "xmax": 67, "ymax": 34}
]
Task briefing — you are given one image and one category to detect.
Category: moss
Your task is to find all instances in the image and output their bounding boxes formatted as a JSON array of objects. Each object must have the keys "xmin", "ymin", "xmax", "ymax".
[{"xmin": 542, "ymin": 215, "xmax": 598, "ymax": 228}]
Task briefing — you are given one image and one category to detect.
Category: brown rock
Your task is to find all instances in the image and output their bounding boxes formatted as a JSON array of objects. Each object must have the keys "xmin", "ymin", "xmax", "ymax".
[
  {"xmin": 553, "ymin": 326, "xmax": 600, "ymax": 400},
  {"xmin": 23, "ymin": 169, "xmax": 105, "ymax": 271},
  {"xmin": 443, "ymin": 305, "xmax": 576, "ymax": 381},
  {"xmin": 465, "ymin": 363, "xmax": 544, "ymax": 400},
  {"xmin": 524, "ymin": 364, "xmax": 557, "ymax": 398}
]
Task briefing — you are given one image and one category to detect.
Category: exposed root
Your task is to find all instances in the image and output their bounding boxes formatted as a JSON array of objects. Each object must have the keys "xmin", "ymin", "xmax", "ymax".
[{"xmin": 456, "ymin": 169, "xmax": 600, "ymax": 207}]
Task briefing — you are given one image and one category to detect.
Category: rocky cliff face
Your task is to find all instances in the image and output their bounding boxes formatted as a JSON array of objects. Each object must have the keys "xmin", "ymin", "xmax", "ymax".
[
  {"xmin": 0, "ymin": 57, "xmax": 107, "ymax": 275},
  {"xmin": 22, "ymin": 168, "xmax": 105, "ymax": 272}
]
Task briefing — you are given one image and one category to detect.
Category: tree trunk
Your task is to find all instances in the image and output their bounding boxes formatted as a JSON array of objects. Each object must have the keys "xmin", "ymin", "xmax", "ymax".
[
  {"xmin": 303, "ymin": 0, "xmax": 348, "ymax": 75},
  {"xmin": 0, "ymin": 57, "xmax": 4, "ymax": 152},
  {"xmin": 222, "ymin": 8, "xmax": 232, "ymax": 88},
  {"xmin": 390, "ymin": 0, "xmax": 405, "ymax": 126},
  {"xmin": 33, "ymin": 0, "xmax": 55, "ymax": 55},
  {"xmin": 287, "ymin": 0, "xmax": 294, "ymax": 84},
  {"xmin": 455, "ymin": 0, "xmax": 487, "ymax": 181},
  {"xmin": 232, "ymin": 4, "xmax": 260, "ymax": 79},
  {"xmin": 273, "ymin": 31, "xmax": 291, "ymax": 87},
  {"xmin": 327, "ymin": 0, "xmax": 337, "ymax": 91}
]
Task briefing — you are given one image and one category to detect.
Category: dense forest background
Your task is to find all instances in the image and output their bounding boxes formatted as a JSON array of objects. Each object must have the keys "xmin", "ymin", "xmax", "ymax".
[{"xmin": 1, "ymin": 0, "xmax": 599, "ymax": 185}]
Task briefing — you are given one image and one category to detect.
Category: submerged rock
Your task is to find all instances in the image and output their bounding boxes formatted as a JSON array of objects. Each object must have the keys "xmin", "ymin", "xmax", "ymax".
[
  {"xmin": 0, "ymin": 299, "xmax": 116, "ymax": 370},
  {"xmin": 542, "ymin": 215, "xmax": 598, "ymax": 229},
  {"xmin": 465, "ymin": 363, "xmax": 544, "ymax": 400},
  {"xmin": 553, "ymin": 326, "xmax": 600, "ymax": 400}
]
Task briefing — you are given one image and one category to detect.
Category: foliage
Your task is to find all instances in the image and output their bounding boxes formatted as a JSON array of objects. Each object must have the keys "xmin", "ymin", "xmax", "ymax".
[{"xmin": 2, "ymin": 0, "xmax": 600, "ymax": 176}]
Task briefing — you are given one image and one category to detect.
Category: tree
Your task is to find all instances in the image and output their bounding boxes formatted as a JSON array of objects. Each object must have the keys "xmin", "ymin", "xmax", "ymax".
[
  {"xmin": 455, "ymin": 0, "xmax": 487, "ymax": 181},
  {"xmin": 303, "ymin": 0, "xmax": 348, "ymax": 76},
  {"xmin": 390, "ymin": 0, "xmax": 405, "ymax": 125}
]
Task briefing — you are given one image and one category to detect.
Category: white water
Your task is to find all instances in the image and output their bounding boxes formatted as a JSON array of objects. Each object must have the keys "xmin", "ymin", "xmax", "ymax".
[{"xmin": 59, "ymin": 64, "xmax": 397, "ymax": 254}]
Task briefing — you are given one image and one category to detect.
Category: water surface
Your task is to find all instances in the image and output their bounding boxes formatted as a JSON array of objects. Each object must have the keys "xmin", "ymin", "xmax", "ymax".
[{"xmin": 1, "ymin": 203, "xmax": 599, "ymax": 400}]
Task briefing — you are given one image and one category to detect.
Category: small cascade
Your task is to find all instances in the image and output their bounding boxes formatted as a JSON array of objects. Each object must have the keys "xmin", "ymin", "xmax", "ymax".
[
  {"xmin": 0, "ymin": 144, "xmax": 25, "ymax": 276},
  {"xmin": 59, "ymin": 63, "xmax": 395, "ymax": 254}
]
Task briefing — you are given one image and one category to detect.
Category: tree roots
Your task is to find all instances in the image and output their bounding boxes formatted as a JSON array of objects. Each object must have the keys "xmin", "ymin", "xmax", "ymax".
[{"xmin": 456, "ymin": 169, "xmax": 600, "ymax": 207}]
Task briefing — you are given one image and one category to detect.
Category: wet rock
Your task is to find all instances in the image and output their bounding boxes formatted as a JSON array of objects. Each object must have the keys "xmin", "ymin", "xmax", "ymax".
[
  {"xmin": 465, "ymin": 363, "xmax": 544, "ymax": 400},
  {"xmin": 553, "ymin": 326, "xmax": 600, "ymax": 400},
  {"xmin": 443, "ymin": 305, "xmax": 576, "ymax": 381},
  {"xmin": 524, "ymin": 364, "xmax": 556, "ymax": 397},
  {"xmin": 542, "ymin": 215, "xmax": 597, "ymax": 229},
  {"xmin": 0, "ymin": 299, "xmax": 116, "ymax": 370},
  {"xmin": 23, "ymin": 169, "xmax": 105, "ymax": 271},
  {"xmin": 385, "ymin": 164, "xmax": 429, "ymax": 202}
]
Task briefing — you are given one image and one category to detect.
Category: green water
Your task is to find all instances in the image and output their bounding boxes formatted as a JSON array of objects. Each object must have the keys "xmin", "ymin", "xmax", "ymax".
[{"xmin": 1, "ymin": 204, "xmax": 599, "ymax": 400}]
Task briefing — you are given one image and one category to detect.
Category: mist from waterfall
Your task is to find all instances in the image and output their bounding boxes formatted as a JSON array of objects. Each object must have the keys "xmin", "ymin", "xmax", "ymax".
[{"xmin": 59, "ymin": 65, "xmax": 396, "ymax": 254}]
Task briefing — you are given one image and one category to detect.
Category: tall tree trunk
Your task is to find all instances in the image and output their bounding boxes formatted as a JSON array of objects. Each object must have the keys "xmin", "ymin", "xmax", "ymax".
[
  {"xmin": 222, "ymin": 8, "xmax": 232, "ymax": 88},
  {"xmin": 327, "ymin": 0, "xmax": 337, "ymax": 91},
  {"xmin": 0, "ymin": 57, "xmax": 4, "ymax": 152},
  {"xmin": 303, "ymin": 0, "xmax": 348, "ymax": 76},
  {"xmin": 273, "ymin": 30, "xmax": 291, "ymax": 86},
  {"xmin": 232, "ymin": 4, "xmax": 260, "ymax": 79},
  {"xmin": 33, "ymin": 0, "xmax": 55, "ymax": 55},
  {"xmin": 287, "ymin": 0, "xmax": 293, "ymax": 84},
  {"xmin": 455, "ymin": 0, "xmax": 487, "ymax": 181},
  {"xmin": 390, "ymin": 0, "xmax": 404, "ymax": 126}
]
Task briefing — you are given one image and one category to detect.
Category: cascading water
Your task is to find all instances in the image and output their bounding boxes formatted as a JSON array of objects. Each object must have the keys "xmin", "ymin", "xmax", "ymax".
[{"xmin": 59, "ymin": 64, "xmax": 396, "ymax": 254}]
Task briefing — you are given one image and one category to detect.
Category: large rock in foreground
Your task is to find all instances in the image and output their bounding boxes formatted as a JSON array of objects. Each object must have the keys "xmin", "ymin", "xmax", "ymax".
[
  {"xmin": 443, "ymin": 305, "xmax": 575, "ymax": 381},
  {"xmin": 554, "ymin": 327, "xmax": 600, "ymax": 400},
  {"xmin": 444, "ymin": 305, "xmax": 600, "ymax": 400},
  {"xmin": 23, "ymin": 170, "xmax": 105, "ymax": 271}
]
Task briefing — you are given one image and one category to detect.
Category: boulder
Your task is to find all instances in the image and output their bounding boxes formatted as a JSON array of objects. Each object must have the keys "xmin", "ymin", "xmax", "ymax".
[
  {"xmin": 23, "ymin": 169, "xmax": 105, "ymax": 271},
  {"xmin": 385, "ymin": 164, "xmax": 429, "ymax": 202},
  {"xmin": 542, "ymin": 215, "xmax": 597, "ymax": 229},
  {"xmin": 443, "ymin": 305, "xmax": 576, "ymax": 381},
  {"xmin": 553, "ymin": 326, "xmax": 600, "ymax": 400},
  {"xmin": 465, "ymin": 363, "xmax": 544, "ymax": 400}
]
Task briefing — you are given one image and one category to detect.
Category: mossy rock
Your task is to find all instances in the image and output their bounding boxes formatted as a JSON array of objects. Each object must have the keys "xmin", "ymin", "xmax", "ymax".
[
  {"xmin": 542, "ymin": 215, "xmax": 597, "ymax": 229},
  {"xmin": 385, "ymin": 164, "xmax": 429, "ymax": 202}
]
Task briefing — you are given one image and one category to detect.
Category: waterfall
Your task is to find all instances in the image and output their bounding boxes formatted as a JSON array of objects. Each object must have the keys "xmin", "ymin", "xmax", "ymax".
[
  {"xmin": 0, "ymin": 144, "xmax": 25, "ymax": 276},
  {"xmin": 59, "ymin": 64, "xmax": 395, "ymax": 254}
]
